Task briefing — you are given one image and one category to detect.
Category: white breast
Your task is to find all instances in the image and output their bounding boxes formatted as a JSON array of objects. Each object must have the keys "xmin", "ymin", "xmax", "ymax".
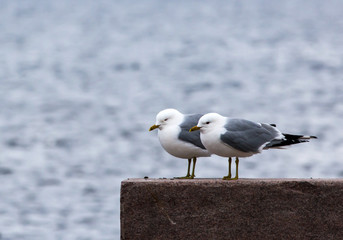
[{"xmin": 158, "ymin": 126, "xmax": 210, "ymax": 159}]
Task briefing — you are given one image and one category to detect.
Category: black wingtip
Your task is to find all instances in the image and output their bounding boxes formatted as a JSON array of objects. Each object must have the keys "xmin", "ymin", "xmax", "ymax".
[{"xmin": 265, "ymin": 133, "xmax": 317, "ymax": 149}]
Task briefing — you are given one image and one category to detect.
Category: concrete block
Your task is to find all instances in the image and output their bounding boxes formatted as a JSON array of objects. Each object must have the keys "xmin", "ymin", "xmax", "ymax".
[{"xmin": 120, "ymin": 178, "xmax": 343, "ymax": 240}]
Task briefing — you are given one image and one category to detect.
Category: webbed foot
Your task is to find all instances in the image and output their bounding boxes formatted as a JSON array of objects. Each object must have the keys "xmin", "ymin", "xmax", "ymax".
[
  {"xmin": 222, "ymin": 176, "xmax": 238, "ymax": 180},
  {"xmin": 175, "ymin": 175, "xmax": 194, "ymax": 179}
]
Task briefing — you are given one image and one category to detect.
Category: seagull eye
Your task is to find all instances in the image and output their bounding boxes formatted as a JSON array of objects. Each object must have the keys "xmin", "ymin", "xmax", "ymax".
[
  {"xmin": 206, "ymin": 121, "xmax": 210, "ymax": 124},
  {"xmin": 164, "ymin": 118, "xmax": 168, "ymax": 121}
]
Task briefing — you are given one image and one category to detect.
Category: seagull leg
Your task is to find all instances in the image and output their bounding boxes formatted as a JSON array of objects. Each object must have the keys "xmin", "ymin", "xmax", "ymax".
[
  {"xmin": 175, "ymin": 158, "xmax": 192, "ymax": 179},
  {"xmin": 223, "ymin": 157, "xmax": 239, "ymax": 180},
  {"xmin": 190, "ymin": 157, "xmax": 197, "ymax": 179},
  {"xmin": 186, "ymin": 158, "xmax": 192, "ymax": 177},
  {"xmin": 232, "ymin": 157, "xmax": 239, "ymax": 180},
  {"xmin": 222, "ymin": 157, "xmax": 232, "ymax": 180}
]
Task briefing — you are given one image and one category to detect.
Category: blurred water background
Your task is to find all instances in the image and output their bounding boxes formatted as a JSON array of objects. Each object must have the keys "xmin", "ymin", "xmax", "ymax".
[{"xmin": 1, "ymin": 0, "xmax": 343, "ymax": 239}]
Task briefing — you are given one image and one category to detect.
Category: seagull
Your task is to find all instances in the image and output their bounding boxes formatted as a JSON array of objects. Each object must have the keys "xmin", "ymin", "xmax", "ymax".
[
  {"xmin": 149, "ymin": 109, "xmax": 211, "ymax": 179},
  {"xmin": 190, "ymin": 113, "xmax": 317, "ymax": 180}
]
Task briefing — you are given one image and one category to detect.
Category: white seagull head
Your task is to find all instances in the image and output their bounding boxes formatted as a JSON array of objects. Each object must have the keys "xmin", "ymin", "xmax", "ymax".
[
  {"xmin": 190, "ymin": 113, "xmax": 226, "ymax": 133},
  {"xmin": 149, "ymin": 108, "xmax": 183, "ymax": 131}
]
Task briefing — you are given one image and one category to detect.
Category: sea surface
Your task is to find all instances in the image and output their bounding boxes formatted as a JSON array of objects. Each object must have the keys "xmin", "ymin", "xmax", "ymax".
[{"xmin": 1, "ymin": 0, "xmax": 343, "ymax": 239}]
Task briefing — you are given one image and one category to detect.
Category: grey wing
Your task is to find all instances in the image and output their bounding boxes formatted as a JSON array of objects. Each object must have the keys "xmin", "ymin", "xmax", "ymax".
[
  {"xmin": 220, "ymin": 119, "xmax": 281, "ymax": 153},
  {"xmin": 178, "ymin": 114, "xmax": 206, "ymax": 149}
]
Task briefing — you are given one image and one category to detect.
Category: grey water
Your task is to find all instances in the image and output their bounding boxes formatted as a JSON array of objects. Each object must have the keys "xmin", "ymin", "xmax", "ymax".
[{"xmin": 1, "ymin": 0, "xmax": 343, "ymax": 239}]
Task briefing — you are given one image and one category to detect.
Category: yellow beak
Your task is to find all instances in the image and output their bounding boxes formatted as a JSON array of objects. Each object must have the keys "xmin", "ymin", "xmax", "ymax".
[
  {"xmin": 189, "ymin": 126, "xmax": 201, "ymax": 132},
  {"xmin": 149, "ymin": 124, "xmax": 160, "ymax": 131}
]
